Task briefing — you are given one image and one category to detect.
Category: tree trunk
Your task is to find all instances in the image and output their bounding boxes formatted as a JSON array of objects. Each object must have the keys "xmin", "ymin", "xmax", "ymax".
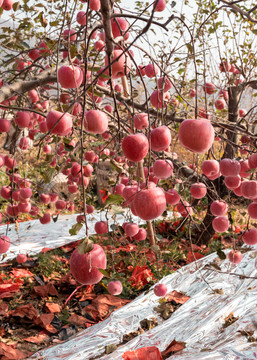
[{"xmin": 195, "ymin": 86, "xmax": 240, "ymax": 245}]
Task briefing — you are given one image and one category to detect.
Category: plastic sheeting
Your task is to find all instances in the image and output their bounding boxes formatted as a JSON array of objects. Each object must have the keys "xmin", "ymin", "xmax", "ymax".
[
  {"xmin": 29, "ymin": 244, "xmax": 257, "ymax": 360},
  {"xmin": 0, "ymin": 211, "xmax": 145, "ymax": 264},
  {"xmin": 2, "ymin": 213, "xmax": 257, "ymax": 360}
]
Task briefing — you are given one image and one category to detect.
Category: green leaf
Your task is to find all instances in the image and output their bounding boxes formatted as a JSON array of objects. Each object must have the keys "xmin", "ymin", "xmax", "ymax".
[
  {"xmin": 110, "ymin": 205, "xmax": 124, "ymax": 215},
  {"xmin": 53, "ymin": 215, "xmax": 59, "ymax": 223},
  {"xmin": 12, "ymin": 1, "xmax": 20, "ymax": 11},
  {"xmin": 98, "ymin": 268, "xmax": 111, "ymax": 278},
  {"xmin": 217, "ymin": 249, "xmax": 226, "ymax": 260},
  {"xmin": 20, "ymin": 41, "xmax": 30, "ymax": 49},
  {"xmin": 104, "ymin": 194, "xmax": 124, "ymax": 207},
  {"xmin": 69, "ymin": 222, "xmax": 83, "ymax": 235},
  {"xmin": 50, "ymin": 20, "xmax": 59, "ymax": 26},
  {"xmin": 110, "ymin": 161, "xmax": 124, "ymax": 174},
  {"xmin": 41, "ymin": 167, "xmax": 55, "ymax": 184}
]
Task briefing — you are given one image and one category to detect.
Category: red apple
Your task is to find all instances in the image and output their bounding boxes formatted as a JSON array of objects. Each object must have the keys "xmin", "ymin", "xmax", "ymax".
[
  {"xmin": 63, "ymin": 28, "xmax": 77, "ymax": 42},
  {"xmin": 15, "ymin": 111, "xmax": 30, "ymax": 128},
  {"xmin": 16, "ymin": 254, "xmax": 27, "ymax": 263},
  {"xmin": 189, "ymin": 88, "xmax": 196, "ymax": 98},
  {"xmin": 219, "ymin": 61, "xmax": 231, "ymax": 72},
  {"xmin": 77, "ymin": 11, "xmax": 87, "ymax": 25},
  {"xmin": 84, "ymin": 110, "xmax": 108, "ymax": 134},
  {"xmin": 150, "ymin": 90, "xmax": 170, "ymax": 108},
  {"xmin": 239, "ymin": 109, "xmax": 246, "ymax": 117},
  {"xmin": 0, "ymin": 236, "xmax": 11, "ymax": 254},
  {"xmin": 220, "ymin": 158, "xmax": 240, "ymax": 176},
  {"xmin": 177, "ymin": 201, "xmax": 193, "ymax": 217},
  {"xmin": 179, "ymin": 118, "xmax": 214, "ymax": 153},
  {"xmin": 224, "ymin": 175, "xmax": 241, "ymax": 190},
  {"xmin": 122, "ymin": 133, "xmax": 149, "ymax": 162},
  {"xmin": 105, "ymin": 49, "xmax": 131, "ymax": 79},
  {"xmin": 210, "ymin": 200, "xmax": 227, "ymax": 216},
  {"xmin": 241, "ymin": 181, "xmax": 257, "ymax": 199},
  {"xmin": 248, "ymin": 202, "xmax": 257, "ymax": 219},
  {"xmin": 111, "ymin": 17, "xmax": 129, "ymax": 38},
  {"xmin": 203, "ymin": 82, "xmax": 216, "ymax": 95},
  {"xmin": 228, "ymin": 250, "xmax": 242, "ymax": 264},
  {"xmin": 190, "ymin": 182, "xmax": 207, "ymax": 199},
  {"xmin": 70, "ymin": 243, "xmax": 106, "ymax": 285},
  {"xmin": 89, "ymin": 0, "xmax": 100, "ymax": 11},
  {"xmin": 125, "ymin": 223, "xmax": 139, "ymax": 237},
  {"xmin": 133, "ymin": 228, "xmax": 147, "ymax": 241},
  {"xmin": 165, "ymin": 189, "xmax": 181, "ymax": 205},
  {"xmin": 40, "ymin": 213, "xmax": 51, "ymax": 224},
  {"xmin": 215, "ymin": 99, "xmax": 226, "ymax": 110},
  {"xmin": 150, "ymin": 126, "xmax": 171, "ymax": 152},
  {"xmin": 58, "ymin": 65, "xmax": 83, "ymax": 89},
  {"xmin": 0, "ymin": 118, "xmax": 11, "ymax": 133},
  {"xmin": 55, "ymin": 200, "xmax": 66, "ymax": 210},
  {"xmin": 133, "ymin": 187, "xmax": 166, "ymax": 221},
  {"xmin": 157, "ymin": 76, "xmax": 172, "ymax": 92},
  {"xmin": 201, "ymin": 160, "xmax": 220, "ymax": 177},
  {"xmin": 242, "ymin": 228, "xmax": 257, "ymax": 245},
  {"xmin": 107, "ymin": 280, "xmax": 123, "ymax": 295},
  {"xmin": 95, "ymin": 221, "xmax": 108, "ymax": 234},
  {"xmin": 212, "ymin": 216, "xmax": 229, "ymax": 232},
  {"xmin": 46, "ymin": 110, "xmax": 72, "ymax": 136},
  {"xmin": 154, "ymin": 0, "xmax": 166, "ymax": 11},
  {"xmin": 145, "ymin": 63, "xmax": 159, "ymax": 78},
  {"xmin": 153, "ymin": 159, "xmax": 173, "ymax": 179}
]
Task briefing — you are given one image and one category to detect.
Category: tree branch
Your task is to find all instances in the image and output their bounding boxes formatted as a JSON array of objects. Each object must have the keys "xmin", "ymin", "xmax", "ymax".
[
  {"xmin": 219, "ymin": 0, "xmax": 257, "ymax": 23},
  {"xmin": 0, "ymin": 67, "xmax": 57, "ymax": 103},
  {"xmin": 100, "ymin": 0, "xmax": 114, "ymax": 57}
]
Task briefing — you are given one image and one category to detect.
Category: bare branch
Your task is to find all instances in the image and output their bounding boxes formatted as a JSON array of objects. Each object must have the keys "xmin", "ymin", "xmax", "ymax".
[
  {"xmin": 0, "ymin": 67, "xmax": 57, "ymax": 103},
  {"xmin": 219, "ymin": 0, "xmax": 257, "ymax": 23}
]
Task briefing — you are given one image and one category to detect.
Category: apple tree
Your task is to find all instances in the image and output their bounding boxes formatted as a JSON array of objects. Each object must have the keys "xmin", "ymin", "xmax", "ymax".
[{"xmin": 0, "ymin": 0, "xmax": 257, "ymax": 284}]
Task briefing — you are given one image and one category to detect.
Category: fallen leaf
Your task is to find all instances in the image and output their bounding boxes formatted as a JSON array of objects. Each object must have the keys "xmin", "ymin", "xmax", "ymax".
[
  {"xmin": 161, "ymin": 339, "xmax": 185, "ymax": 357},
  {"xmin": 0, "ymin": 302, "xmax": 8, "ymax": 315},
  {"xmin": 0, "ymin": 341, "xmax": 27, "ymax": 359},
  {"xmin": 34, "ymin": 313, "xmax": 58, "ymax": 333},
  {"xmin": 24, "ymin": 330, "xmax": 50, "ymax": 344},
  {"xmin": 34, "ymin": 283, "xmax": 58, "ymax": 297},
  {"xmin": 105, "ymin": 344, "xmax": 118, "ymax": 354},
  {"xmin": 213, "ymin": 289, "xmax": 224, "ymax": 295},
  {"xmin": 165, "ymin": 290, "xmax": 190, "ymax": 304},
  {"xmin": 55, "ymin": 324, "xmax": 78, "ymax": 341},
  {"xmin": 84, "ymin": 294, "xmax": 130, "ymax": 320},
  {"xmin": 11, "ymin": 269, "xmax": 33, "ymax": 278},
  {"xmin": 45, "ymin": 302, "xmax": 61, "ymax": 313},
  {"xmin": 0, "ymin": 283, "xmax": 20, "ymax": 294},
  {"xmin": 127, "ymin": 266, "xmax": 154, "ymax": 289},
  {"xmin": 187, "ymin": 251, "xmax": 204, "ymax": 263},
  {"xmin": 0, "ymin": 326, "xmax": 5, "ymax": 336},
  {"xmin": 122, "ymin": 346, "xmax": 163, "ymax": 360},
  {"xmin": 68, "ymin": 314, "xmax": 88, "ymax": 327},
  {"xmin": 0, "ymin": 291, "xmax": 21, "ymax": 299},
  {"xmin": 41, "ymin": 248, "xmax": 52, "ymax": 253},
  {"xmin": 221, "ymin": 312, "xmax": 239, "ymax": 330},
  {"xmin": 9, "ymin": 304, "xmax": 39, "ymax": 320}
]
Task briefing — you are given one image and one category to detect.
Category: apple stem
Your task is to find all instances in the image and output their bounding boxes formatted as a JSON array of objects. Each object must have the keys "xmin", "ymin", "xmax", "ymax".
[{"xmin": 64, "ymin": 284, "xmax": 84, "ymax": 307}]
